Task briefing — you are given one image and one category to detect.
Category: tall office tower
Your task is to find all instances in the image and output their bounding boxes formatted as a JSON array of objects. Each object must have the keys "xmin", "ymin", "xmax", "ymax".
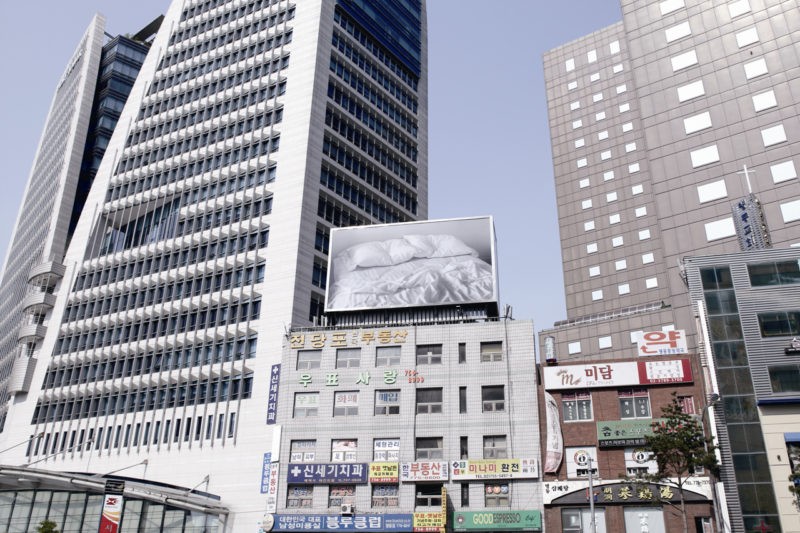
[
  {"xmin": 543, "ymin": 1, "xmax": 799, "ymax": 532},
  {"xmin": 0, "ymin": 15, "xmax": 153, "ymax": 432},
  {"xmin": 0, "ymin": 1, "xmax": 426, "ymax": 531}
]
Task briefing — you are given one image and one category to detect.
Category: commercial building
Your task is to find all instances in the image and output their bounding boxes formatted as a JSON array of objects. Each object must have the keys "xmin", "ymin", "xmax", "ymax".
[
  {"xmin": 543, "ymin": 1, "xmax": 800, "ymax": 531},
  {"xmin": 0, "ymin": 1, "xmax": 427, "ymax": 531}
]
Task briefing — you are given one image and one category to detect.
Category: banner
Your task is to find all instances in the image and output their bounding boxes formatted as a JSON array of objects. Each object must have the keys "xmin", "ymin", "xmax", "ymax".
[
  {"xmin": 266, "ymin": 462, "xmax": 279, "ymax": 513},
  {"xmin": 453, "ymin": 511, "xmax": 542, "ymax": 531},
  {"xmin": 266, "ymin": 364, "xmax": 281, "ymax": 424},
  {"xmin": 273, "ymin": 514, "xmax": 412, "ymax": 531},
  {"xmin": 98, "ymin": 494, "xmax": 123, "ymax": 533},
  {"xmin": 450, "ymin": 459, "xmax": 538, "ymax": 480},
  {"xmin": 543, "ymin": 391, "xmax": 563, "ymax": 473},
  {"xmin": 369, "ymin": 462, "xmax": 399, "ymax": 483},
  {"xmin": 287, "ymin": 463, "xmax": 368, "ymax": 484},
  {"xmin": 260, "ymin": 453, "xmax": 272, "ymax": 493},
  {"xmin": 400, "ymin": 461, "xmax": 448, "ymax": 481}
]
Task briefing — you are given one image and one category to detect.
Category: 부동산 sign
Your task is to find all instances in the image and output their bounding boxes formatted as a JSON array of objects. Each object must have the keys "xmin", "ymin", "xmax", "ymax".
[{"xmin": 453, "ymin": 511, "xmax": 542, "ymax": 531}]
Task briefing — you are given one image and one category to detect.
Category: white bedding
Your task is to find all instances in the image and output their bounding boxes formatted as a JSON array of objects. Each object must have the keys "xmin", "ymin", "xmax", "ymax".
[{"xmin": 328, "ymin": 255, "xmax": 494, "ymax": 309}]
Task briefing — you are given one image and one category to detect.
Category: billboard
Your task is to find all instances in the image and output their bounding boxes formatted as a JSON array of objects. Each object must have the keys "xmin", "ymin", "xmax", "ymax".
[
  {"xmin": 325, "ymin": 217, "xmax": 498, "ymax": 312},
  {"xmin": 543, "ymin": 359, "xmax": 693, "ymax": 390}
]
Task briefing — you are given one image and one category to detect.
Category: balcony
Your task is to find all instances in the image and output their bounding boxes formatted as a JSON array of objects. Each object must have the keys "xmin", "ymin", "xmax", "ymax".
[
  {"xmin": 17, "ymin": 324, "xmax": 47, "ymax": 342},
  {"xmin": 27, "ymin": 261, "xmax": 66, "ymax": 286},
  {"xmin": 21, "ymin": 291, "xmax": 56, "ymax": 314}
]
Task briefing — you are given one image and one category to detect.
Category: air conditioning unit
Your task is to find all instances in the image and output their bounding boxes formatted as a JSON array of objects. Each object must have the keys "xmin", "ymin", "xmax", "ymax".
[{"xmin": 340, "ymin": 504, "xmax": 354, "ymax": 515}]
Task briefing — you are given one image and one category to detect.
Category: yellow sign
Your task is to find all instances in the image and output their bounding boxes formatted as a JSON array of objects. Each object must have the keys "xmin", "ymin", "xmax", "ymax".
[
  {"xmin": 368, "ymin": 462, "xmax": 399, "ymax": 483},
  {"xmin": 413, "ymin": 512, "xmax": 445, "ymax": 532}
]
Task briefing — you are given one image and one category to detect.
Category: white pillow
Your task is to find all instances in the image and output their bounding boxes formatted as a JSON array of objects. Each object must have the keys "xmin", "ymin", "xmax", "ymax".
[
  {"xmin": 427, "ymin": 234, "xmax": 478, "ymax": 258},
  {"xmin": 336, "ymin": 241, "xmax": 392, "ymax": 271}
]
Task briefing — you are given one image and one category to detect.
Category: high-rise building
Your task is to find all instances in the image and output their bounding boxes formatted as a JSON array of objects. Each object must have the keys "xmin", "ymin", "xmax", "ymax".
[
  {"xmin": 0, "ymin": 1, "xmax": 427, "ymax": 531},
  {"xmin": 542, "ymin": 1, "xmax": 799, "ymax": 532}
]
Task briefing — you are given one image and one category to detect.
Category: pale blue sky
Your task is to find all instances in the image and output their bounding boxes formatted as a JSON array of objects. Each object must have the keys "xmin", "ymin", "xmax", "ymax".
[{"xmin": 0, "ymin": 1, "xmax": 621, "ymax": 332}]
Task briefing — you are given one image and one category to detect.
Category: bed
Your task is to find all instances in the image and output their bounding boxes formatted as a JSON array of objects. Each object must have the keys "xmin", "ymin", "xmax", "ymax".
[{"xmin": 327, "ymin": 234, "xmax": 494, "ymax": 310}]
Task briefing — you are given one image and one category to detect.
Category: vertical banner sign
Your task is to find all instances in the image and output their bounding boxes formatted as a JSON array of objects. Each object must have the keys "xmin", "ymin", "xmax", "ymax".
[
  {"xmin": 266, "ymin": 364, "xmax": 281, "ymax": 424},
  {"xmin": 261, "ymin": 452, "xmax": 272, "ymax": 494},
  {"xmin": 266, "ymin": 462, "xmax": 279, "ymax": 513},
  {"xmin": 543, "ymin": 391, "xmax": 563, "ymax": 473},
  {"xmin": 98, "ymin": 480, "xmax": 125, "ymax": 533}
]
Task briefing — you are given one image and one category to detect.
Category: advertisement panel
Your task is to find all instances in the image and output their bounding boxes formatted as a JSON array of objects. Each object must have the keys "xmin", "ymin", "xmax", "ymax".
[
  {"xmin": 453, "ymin": 511, "xmax": 542, "ymax": 531},
  {"xmin": 265, "ymin": 462, "xmax": 279, "ymax": 513},
  {"xmin": 369, "ymin": 462, "xmax": 399, "ymax": 483},
  {"xmin": 260, "ymin": 453, "xmax": 272, "ymax": 494},
  {"xmin": 272, "ymin": 514, "xmax": 412, "ymax": 531},
  {"xmin": 543, "ymin": 359, "xmax": 692, "ymax": 390},
  {"xmin": 543, "ymin": 391, "xmax": 563, "ymax": 473},
  {"xmin": 413, "ymin": 512, "xmax": 444, "ymax": 532},
  {"xmin": 636, "ymin": 330, "xmax": 688, "ymax": 356},
  {"xmin": 266, "ymin": 364, "xmax": 281, "ymax": 424},
  {"xmin": 450, "ymin": 459, "xmax": 538, "ymax": 480},
  {"xmin": 98, "ymin": 494, "xmax": 123, "ymax": 533},
  {"xmin": 400, "ymin": 461, "xmax": 449, "ymax": 481},
  {"xmin": 286, "ymin": 463, "xmax": 368, "ymax": 484},
  {"xmin": 596, "ymin": 419, "xmax": 666, "ymax": 447},
  {"xmin": 325, "ymin": 217, "xmax": 498, "ymax": 312}
]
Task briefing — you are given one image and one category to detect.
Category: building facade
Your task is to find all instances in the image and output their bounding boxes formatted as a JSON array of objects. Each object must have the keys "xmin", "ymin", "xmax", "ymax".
[{"xmin": 0, "ymin": 1, "xmax": 427, "ymax": 531}]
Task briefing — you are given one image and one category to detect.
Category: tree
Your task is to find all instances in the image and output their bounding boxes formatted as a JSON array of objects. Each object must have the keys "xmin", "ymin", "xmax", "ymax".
[
  {"xmin": 36, "ymin": 520, "xmax": 59, "ymax": 533},
  {"xmin": 641, "ymin": 394, "xmax": 719, "ymax": 533}
]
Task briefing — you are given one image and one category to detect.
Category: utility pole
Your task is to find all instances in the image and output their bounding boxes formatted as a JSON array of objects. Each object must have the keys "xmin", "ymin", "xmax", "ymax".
[{"xmin": 587, "ymin": 456, "xmax": 597, "ymax": 533}]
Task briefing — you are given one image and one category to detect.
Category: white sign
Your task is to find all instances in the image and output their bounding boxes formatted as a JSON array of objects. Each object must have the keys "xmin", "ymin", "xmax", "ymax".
[
  {"xmin": 565, "ymin": 446, "xmax": 597, "ymax": 479},
  {"xmin": 374, "ymin": 439, "xmax": 400, "ymax": 461},
  {"xmin": 637, "ymin": 330, "xmax": 688, "ymax": 356},
  {"xmin": 543, "ymin": 391, "xmax": 563, "ymax": 473},
  {"xmin": 542, "ymin": 359, "xmax": 692, "ymax": 390}
]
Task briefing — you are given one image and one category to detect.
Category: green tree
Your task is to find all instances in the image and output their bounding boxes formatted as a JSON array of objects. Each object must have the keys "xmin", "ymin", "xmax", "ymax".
[
  {"xmin": 642, "ymin": 394, "xmax": 719, "ymax": 533},
  {"xmin": 36, "ymin": 520, "xmax": 59, "ymax": 533}
]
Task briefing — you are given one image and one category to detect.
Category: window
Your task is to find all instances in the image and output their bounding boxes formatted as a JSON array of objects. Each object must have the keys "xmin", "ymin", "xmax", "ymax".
[
  {"xmin": 665, "ymin": 21, "xmax": 691, "ymax": 42},
  {"xmin": 590, "ymin": 72, "xmax": 600, "ymax": 82},
  {"xmin": 639, "ymin": 229, "xmax": 651, "ymax": 240},
  {"xmin": 416, "ymin": 437, "xmax": 443, "ymax": 459},
  {"xmin": 612, "ymin": 236, "xmax": 624, "ymax": 247},
  {"xmin": 762, "ymin": 124, "xmax": 787, "ymax": 147},
  {"xmin": 374, "ymin": 438, "xmax": 400, "ymax": 461},
  {"xmin": 579, "ymin": 178, "xmax": 590, "ymax": 188},
  {"xmin": 684, "ymin": 111, "xmax": 712, "ymax": 134},
  {"xmin": 329, "ymin": 485, "xmax": 355, "ymax": 508},
  {"xmin": 565, "ymin": 58, "xmax": 575, "ymax": 72},
  {"xmin": 333, "ymin": 391, "xmax": 359, "ymax": 416},
  {"xmin": 587, "ymin": 49, "xmax": 597, "ymax": 63},
  {"xmin": 287, "ymin": 486, "xmax": 313, "ymax": 508},
  {"xmin": 744, "ymin": 58, "xmax": 768, "ymax": 79},
  {"xmin": 781, "ymin": 199, "xmax": 800, "ymax": 223},
  {"xmin": 595, "ymin": 111, "xmax": 606, "ymax": 121},
  {"xmin": 332, "ymin": 439, "xmax": 357, "ymax": 462},
  {"xmin": 622, "ymin": 122, "xmax": 633, "ymax": 132},
  {"xmin": 587, "ymin": 243, "xmax": 598, "ymax": 254},
  {"xmin": 416, "ymin": 345, "xmax": 441, "ymax": 365},
  {"xmin": 758, "ymin": 311, "xmax": 800, "ymax": 337},
  {"xmin": 610, "ymin": 40, "xmax": 620, "ymax": 54},
  {"xmin": 606, "ymin": 192, "xmax": 618, "ymax": 202},
  {"xmin": 459, "ymin": 387, "xmax": 467, "ymax": 414},
  {"xmin": 646, "ymin": 277, "xmax": 659, "ymax": 289},
  {"xmin": 599, "ymin": 336, "xmax": 612, "ymax": 349},
  {"xmin": 678, "ymin": 396, "xmax": 696, "ymax": 415},
  {"xmin": 768, "ymin": 365, "xmax": 800, "ymax": 393},
  {"xmin": 570, "ymin": 101, "xmax": 581, "ymax": 110},
  {"xmin": 458, "ymin": 343, "xmax": 467, "ymax": 364},
  {"xmin": 461, "ymin": 483, "xmax": 470, "ymax": 507},
  {"xmin": 484, "ymin": 483, "xmax": 510, "ymax": 507},
  {"xmin": 592, "ymin": 290, "xmax": 604, "ymax": 301},
  {"xmin": 294, "ymin": 393, "xmax": 318, "ymax": 417},
  {"xmin": 625, "ymin": 447, "xmax": 657, "ymax": 477},
  {"xmin": 584, "ymin": 221, "xmax": 595, "ymax": 231},
  {"xmin": 416, "ymin": 388, "xmax": 443, "ymax": 414},
  {"xmin": 460, "ymin": 436, "xmax": 469, "ymax": 459},
  {"xmin": 671, "ymin": 50, "xmax": 698, "ymax": 72},
  {"xmin": 563, "ymin": 391, "xmax": 592, "ymax": 421},
  {"xmin": 677, "ymin": 80, "xmax": 705, "ymax": 102},
  {"xmin": 480, "ymin": 342, "xmax": 502, "ymax": 362},
  {"xmin": 615, "ymin": 260, "xmax": 627, "ymax": 271},
  {"xmin": 589, "ymin": 266, "xmax": 600, "ymax": 277},
  {"xmin": 642, "ymin": 253, "xmax": 655, "ymax": 264},
  {"xmin": 632, "ymin": 184, "xmax": 643, "ymax": 195},
  {"xmin": 336, "ymin": 348, "xmax": 361, "ymax": 368},
  {"xmin": 375, "ymin": 390, "xmax": 400, "ymax": 415},
  {"xmin": 619, "ymin": 389, "xmax": 651, "ymax": 418},
  {"xmin": 568, "ymin": 341, "xmax": 581, "ymax": 355},
  {"xmin": 770, "ymin": 160, "xmax": 797, "ymax": 184},
  {"xmin": 609, "ymin": 214, "xmax": 620, "ymax": 224},
  {"xmin": 372, "ymin": 485, "xmax": 399, "ymax": 507},
  {"xmin": 748, "ymin": 261, "xmax": 800, "ymax": 286},
  {"xmin": 592, "ymin": 92, "xmax": 603, "ymax": 102},
  {"xmin": 704, "ymin": 218, "xmax": 735, "ymax": 241},
  {"xmin": 737, "ymin": 28, "xmax": 759, "ymax": 47},
  {"xmin": 296, "ymin": 350, "xmax": 321, "ymax": 370},
  {"xmin": 603, "ymin": 171, "xmax": 614, "ymax": 181},
  {"xmin": 618, "ymin": 283, "xmax": 630, "ymax": 295},
  {"xmin": 752, "ymin": 90, "xmax": 777, "ymax": 112},
  {"xmin": 582, "ymin": 199, "xmax": 593, "ymax": 210},
  {"xmin": 376, "ymin": 346, "xmax": 401, "ymax": 366},
  {"xmin": 575, "ymin": 138, "xmax": 585, "ymax": 148},
  {"xmin": 600, "ymin": 150, "xmax": 611, "ymax": 160},
  {"xmin": 483, "ymin": 435, "xmax": 508, "ymax": 459},
  {"xmin": 416, "ymin": 484, "xmax": 443, "ymax": 506},
  {"xmin": 598, "ymin": 130, "xmax": 609, "ymax": 140},
  {"xmin": 481, "ymin": 386, "xmax": 505, "ymax": 412},
  {"xmin": 290, "ymin": 440, "xmax": 316, "ymax": 462}
]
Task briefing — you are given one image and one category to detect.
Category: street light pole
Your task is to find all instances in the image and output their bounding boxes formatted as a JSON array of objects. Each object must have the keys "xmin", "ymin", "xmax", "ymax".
[
  {"xmin": 587, "ymin": 456, "xmax": 597, "ymax": 533},
  {"xmin": 701, "ymin": 394, "xmax": 723, "ymax": 533}
]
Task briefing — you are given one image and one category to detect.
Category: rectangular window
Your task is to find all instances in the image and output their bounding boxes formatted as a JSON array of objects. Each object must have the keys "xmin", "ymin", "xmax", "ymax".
[
  {"xmin": 748, "ymin": 261, "xmax": 800, "ymax": 287},
  {"xmin": 480, "ymin": 342, "xmax": 503, "ymax": 362},
  {"xmin": 336, "ymin": 348, "xmax": 361, "ymax": 368},
  {"xmin": 334, "ymin": 391, "xmax": 359, "ymax": 416},
  {"xmin": 459, "ymin": 387, "xmax": 467, "ymax": 414},
  {"xmin": 770, "ymin": 365, "xmax": 800, "ymax": 393},
  {"xmin": 290, "ymin": 440, "xmax": 316, "ymax": 462},
  {"xmin": 690, "ymin": 145, "xmax": 720, "ymax": 168},
  {"xmin": 416, "ymin": 484, "xmax": 443, "ymax": 506},
  {"xmin": 376, "ymin": 346, "xmax": 401, "ymax": 367},
  {"xmin": 484, "ymin": 483, "xmax": 510, "ymax": 507},
  {"xmin": 328, "ymin": 485, "xmax": 355, "ymax": 508},
  {"xmin": 460, "ymin": 436, "xmax": 469, "ymax": 460},
  {"xmin": 293, "ymin": 392, "xmax": 318, "ymax": 417},
  {"xmin": 372, "ymin": 485, "xmax": 399, "ymax": 507},
  {"xmin": 461, "ymin": 483, "xmax": 470, "ymax": 507},
  {"xmin": 619, "ymin": 389, "xmax": 651, "ymax": 419},
  {"xmin": 287, "ymin": 486, "xmax": 313, "ymax": 508},
  {"xmin": 483, "ymin": 435, "xmax": 508, "ymax": 459},
  {"xmin": 563, "ymin": 391, "xmax": 592, "ymax": 421},
  {"xmin": 296, "ymin": 350, "xmax": 321, "ymax": 370},
  {"xmin": 770, "ymin": 160, "xmax": 797, "ymax": 184},
  {"xmin": 415, "ymin": 437, "xmax": 443, "ymax": 459},
  {"xmin": 758, "ymin": 311, "xmax": 800, "ymax": 337},
  {"xmin": 375, "ymin": 390, "xmax": 400, "ymax": 415},
  {"xmin": 374, "ymin": 438, "xmax": 400, "ymax": 461},
  {"xmin": 458, "ymin": 343, "xmax": 467, "ymax": 364},
  {"xmin": 416, "ymin": 345, "xmax": 442, "ymax": 365},
  {"xmin": 677, "ymin": 80, "xmax": 705, "ymax": 102},
  {"xmin": 416, "ymin": 388, "xmax": 443, "ymax": 414},
  {"xmin": 331, "ymin": 439, "xmax": 357, "ymax": 462},
  {"xmin": 481, "ymin": 386, "xmax": 505, "ymax": 412}
]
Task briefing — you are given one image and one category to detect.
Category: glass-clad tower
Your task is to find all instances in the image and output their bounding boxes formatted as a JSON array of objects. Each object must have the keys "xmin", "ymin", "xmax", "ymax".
[{"xmin": 0, "ymin": 1, "xmax": 427, "ymax": 531}]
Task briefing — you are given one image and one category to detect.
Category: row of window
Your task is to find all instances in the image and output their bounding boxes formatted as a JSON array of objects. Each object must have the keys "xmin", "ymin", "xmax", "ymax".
[
  {"xmin": 296, "ymin": 342, "xmax": 503, "ymax": 370},
  {"xmin": 328, "ymin": 81, "xmax": 418, "ymax": 142},
  {"xmin": 317, "ymin": 193, "xmax": 369, "ymax": 228},
  {"xmin": 54, "ymin": 300, "xmax": 262, "ymax": 355},
  {"xmin": 326, "ymin": 103, "xmax": 417, "ymax": 165},
  {"xmin": 320, "ymin": 163, "xmax": 412, "ymax": 222},
  {"xmin": 562, "ymin": 390, "xmax": 695, "ymax": 421},
  {"xmin": 75, "ymin": 229, "xmax": 268, "ymax": 291},
  {"xmin": 65, "ymin": 264, "xmax": 264, "ymax": 323},
  {"xmin": 293, "ymin": 386, "xmax": 505, "ymax": 418},
  {"xmin": 171, "ymin": 0, "xmax": 289, "ymax": 49},
  {"xmin": 330, "ymin": 53, "xmax": 417, "ymax": 115},
  {"xmin": 32, "ymin": 375, "xmax": 252, "ymax": 424},
  {"xmin": 179, "ymin": 0, "xmax": 278, "ymax": 25},
  {"xmin": 44, "ymin": 335, "xmax": 258, "ymax": 389}
]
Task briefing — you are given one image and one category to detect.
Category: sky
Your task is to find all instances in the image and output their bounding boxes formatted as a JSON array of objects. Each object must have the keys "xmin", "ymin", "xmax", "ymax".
[{"xmin": 0, "ymin": 1, "xmax": 621, "ymax": 333}]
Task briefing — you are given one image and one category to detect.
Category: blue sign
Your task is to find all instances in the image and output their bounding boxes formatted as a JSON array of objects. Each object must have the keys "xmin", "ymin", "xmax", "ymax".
[
  {"xmin": 287, "ymin": 463, "xmax": 368, "ymax": 484},
  {"xmin": 267, "ymin": 364, "xmax": 281, "ymax": 425},
  {"xmin": 273, "ymin": 514, "xmax": 413, "ymax": 531},
  {"xmin": 260, "ymin": 452, "xmax": 272, "ymax": 494}
]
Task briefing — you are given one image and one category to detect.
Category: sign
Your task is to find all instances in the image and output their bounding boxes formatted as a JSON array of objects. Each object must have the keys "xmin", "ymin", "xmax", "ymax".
[
  {"xmin": 543, "ymin": 477, "xmax": 712, "ymax": 504},
  {"xmin": 374, "ymin": 439, "xmax": 400, "ymax": 461},
  {"xmin": 266, "ymin": 462, "xmax": 279, "ymax": 513},
  {"xmin": 786, "ymin": 337, "xmax": 800, "ymax": 355},
  {"xmin": 597, "ymin": 419, "xmax": 665, "ymax": 447},
  {"xmin": 98, "ymin": 494, "xmax": 123, "ymax": 533},
  {"xmin": 400, "ymin": 462, "xmax": 449, "ymax": 481},
  {"xmin": 261, "ymin": 453, "xmax": 272, "ymax": 493},
  {"xmin": 549, "ymin": 481, "xmax": 709, "ymax": 505},
  {"xmin": 267, "ymin": 364, "xmax": 281, "ymax": 424},
  {"xmin": 369, "ymin": 462, "xmax": 399, "ymax": 483},
  {"xmin": 413, "ymin": 512, "xmax": 444, "ymax": 532},
  {"xmin": 287, "ymin": 463, "xmax": 368, "ymax": 484},
  {"xmin": 543, "ymin": 391, "xmax": 563, "ymax": 473},
  {"xmin": 637, "ymin": 330, "xmax": 688, "ymax": 356},
  {"xmin": 732, "ymin": 192, "xmax": 770, "ymax": 251},
  {"xmin": 450, "ymin": 459, "xmax": 538, "ymax": 480},
  {"xmin": 543, "ymin": 336, "xmax": 556, "ymax": 363},
  {"xmin": 273, "ymin": 514, "xmax": 412, "ymax": 531},
  {"xmin": 543, "ymin": 359, "xmax": 692, "ymax": 390},
  {"xmin": 453, "ymin": 511, "xmax": 542, "ymax": 531},
  {"xmin": 290, "ymin": 329, "xmax": 409, "ymax": 349}
]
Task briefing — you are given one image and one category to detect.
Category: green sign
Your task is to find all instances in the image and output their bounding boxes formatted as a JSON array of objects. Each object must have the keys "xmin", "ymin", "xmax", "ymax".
[
  {"xmin": 596, "ymin": 419, "xmax": 665, "ymax": 447},
  {"xmin": 453, "ymin": 510, "xmax": 541, "ymax": 531}
]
